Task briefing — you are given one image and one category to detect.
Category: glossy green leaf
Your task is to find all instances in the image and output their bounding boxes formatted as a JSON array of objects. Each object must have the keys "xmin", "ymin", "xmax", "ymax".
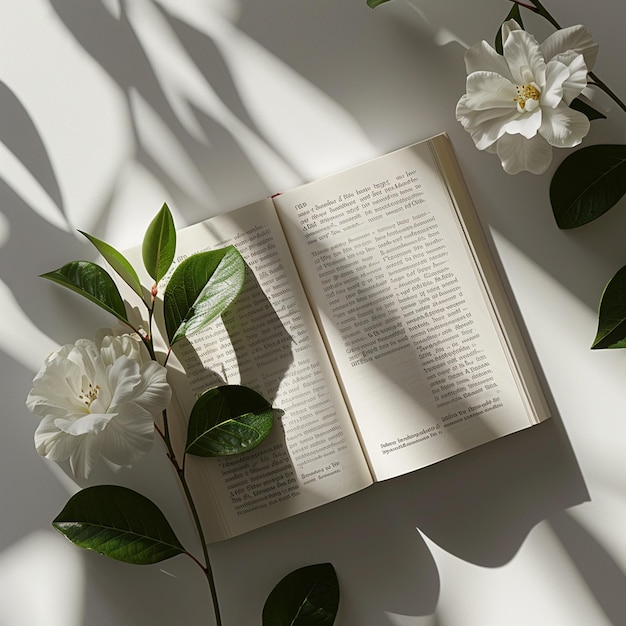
[
  {"xmin": 52, "ymin": 485, "xmax": 186, "ymax": 564},
  {"xmin": 495, "ymin": 3, "xmax": 523, "ymax": 54},
  {"xmin": 79, "ymin": 230, "xmax": 143, "ymax": 298},
  {"xmin": 163, "ymin": 246, "xmax": 245, "ymax": 345},
  {"xmin": 367, "ymin": 0, "xmax": 392, "ymax": 7},
  {"xmin": 592, "ymin": 265, "xmax": 626, "ymax": 349},
  {"xmin": 142, "ymin": 202, "xmax": 176, "ymax": 282},
  {"xmin": 41, "ymin": 261, "xmax": 128, "ymax": 323},
  {"xmin": 570, "ymin": 97, "xmax": 607, "ymax": 121},
  {"xmin": 551, "ymin": 144, "xmax": 626, "ymax": 228},
  {"xmin": 186, "ymin": 385, "xmax": 273, "ymax": 456},
  {"xmin": 263, "ymin": 563, "xmax": 339, "ymax": 626}
]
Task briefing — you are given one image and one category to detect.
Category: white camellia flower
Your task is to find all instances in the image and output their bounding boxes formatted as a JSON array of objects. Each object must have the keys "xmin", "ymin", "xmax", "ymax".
[
  {"xmin": 456, "ymin": 20, "xmax": 599, "ymax": 174},
  {"xmin": 26, "ymin": 331, "xmax": 171, "ymax": 479}
]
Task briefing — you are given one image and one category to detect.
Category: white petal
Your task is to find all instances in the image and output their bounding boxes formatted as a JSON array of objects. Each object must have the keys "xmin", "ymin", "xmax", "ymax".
[
  {"xmin": 539, "ymin": 103, "xmax": 590, "ymax": 148},
  {"xmin": 504, "ymin": 30, "xmax": 546, "ymax": 86},
  {"xmin": 54, "ymin": 412, "xmax": 115, "ymax": 436},
  {"xmin": 542, "ymin": 60, "xmax": 570, "ymax": 108},
  {"xmin": 69, "ymin": 435, "xmax": 104, "ymax": 479},
  {"xmin": 502, "ymin": 107, "xmax": 542, "ymax": 138},
  {"xmin": 34, "ymin": 416, "xmax": 74, "ymax": 460},
  {"xmin": 495, "ymin": 133, "xmax": 553, "ymax": 174},
  {"xmin": 462, "ymin": 71, "xmax": 518, "ymax": 110},
  {"xmin": 97, "ymin": 332, "xmax": 148, "ymax": 366},
  {"xmin": 107, "ymin": 356, "xmax": 143, "ymax": 408},
  {"xmin": 465, "ymin": 40, "xmax": 513, "ymax": 80},
  {"xmin": 71, "ymin": 340, "xmax": 104, "ymax": 384},
  {"xmin": 456, "ymin": 94, "xmax": 521, "ymax": 150},
  {"xmin": 27, "ymin": 356, "xmax": 88, "ymax": 416},
  {"xmin": 132, "ymin": 361, "xmax": 171, "ymax": 414},
  {"xmin": 541, "ymin": 25, "xmax": 598, "ymax": 71},
  {"xmin": 548, "ymin": 52, "xmax": 589, "ymax": 105},
  {"xmin": 501, "ymin": 19, "xmax": 523, "ymax": 45},
  {"xmin": 101, "ymin": 403, "xmax": 154, "ymax": 466}
]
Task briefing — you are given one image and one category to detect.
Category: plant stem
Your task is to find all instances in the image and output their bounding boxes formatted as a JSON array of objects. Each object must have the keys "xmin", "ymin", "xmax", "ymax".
[
  {"xmin": 508, "ymin": 0, "xmax": 539, "ymax": 13},
  {"xmin": 178, "ymin": 465, "xmax": 222, "ymax": 626},
  {"xmin": 526, "ymin": 0, "xmax": 561, "ymax": 29},
  {"xmin": 588, "ymin": 72, "xmax": 626, "ymax": 114},
  {"xmin": 147, "ymin": 322, "xmax": 222, "ymax": 624},
  {"xmin": 508, "ymin": 0, "xmax": 626, "ymax": 113},
  {"xmin": 157, "ymin": 421, "xmax": 223, "ymax": 626}
]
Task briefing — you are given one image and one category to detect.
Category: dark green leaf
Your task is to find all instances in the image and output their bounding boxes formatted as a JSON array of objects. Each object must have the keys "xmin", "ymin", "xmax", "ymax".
[
  {"xmin": 551, "ymin": 144, "xmax": 626, "ymax": 229},
  {"xmin": 41, "ymin": 261, "xmax": 128, "ymax": 323},
  {"xmin": 495, "ymin": 4, "xmax": 524, "ymax": 54},
  {"xmin": 263, "ymin": 563, "xmax": 339, "ymax": 626},
  {"xmin": 367, "ymin": 0, "xmax": 392, "ymax": 7},
  {"xmin": 142, "ymin": 202, "xmax": 176, "ymax": 282},
  {"xmin": 570, "ymin": 97, "xmax": 607, "ymax": 121},
  {"xmin": 592, "ymin": 265, "xmax": 626, "ymax": 349},
  {"xmin": 163, "ymin": 246, "xmax": 245, "ymax": 345},
  {"xmin": 186, "ymin": 385, "xmax": 273, "ymax": 456},
  {"xmin": 79, "ymin": 230, "xmax": 143, "ymax": 298},
  {"xmin": 52, "ymin": 485, "xmax": 186, "ymax": 565}
]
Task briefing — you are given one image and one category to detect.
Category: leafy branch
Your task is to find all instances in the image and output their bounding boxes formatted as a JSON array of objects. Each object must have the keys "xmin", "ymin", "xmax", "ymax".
[{"xmin": 37, "ymin": 203, "xmax": 338, "ymax": 625}]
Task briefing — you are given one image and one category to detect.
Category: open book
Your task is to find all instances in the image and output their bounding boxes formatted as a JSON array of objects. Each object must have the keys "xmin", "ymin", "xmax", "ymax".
[{"xmin": 126, "ymin": 133, "xmax": 550, "ymax": 543}]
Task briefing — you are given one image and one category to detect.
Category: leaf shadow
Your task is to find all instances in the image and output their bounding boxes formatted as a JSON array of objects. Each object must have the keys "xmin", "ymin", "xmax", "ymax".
[
  {"xmin": 47, "ymin": 0, "xmax": 283, "ymax": 221},
  {"xmin": 0, "ymin": 80, "xmax": 65, "ymax": 223}
]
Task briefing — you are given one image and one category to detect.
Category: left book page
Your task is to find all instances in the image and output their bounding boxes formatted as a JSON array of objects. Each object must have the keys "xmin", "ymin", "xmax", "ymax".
[{"xmin": 122, "ymin": 198, "xmax": 372, "ymax": 542}]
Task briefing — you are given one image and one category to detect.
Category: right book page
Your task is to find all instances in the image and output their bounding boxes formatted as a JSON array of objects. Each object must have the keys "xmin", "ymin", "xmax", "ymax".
[{"xmin": 273, "ymin": 134, "xmax": 550, "ymax": 482}]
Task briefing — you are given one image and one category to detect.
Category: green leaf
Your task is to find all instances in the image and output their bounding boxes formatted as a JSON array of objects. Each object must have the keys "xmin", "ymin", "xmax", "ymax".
[
  {"xmin": 495, "ymin": 4, "xmax": 523, "ymax": 54},
  {"xmin": 79, "ymin": 230, "xmax": 143, "ymax": 298},
  {"xmin": 52, "ymin": 485, "xmax": 186, "ymax": 565},
  {"xmin": 263, "ymin": 563, "xmax": 339, "ymax": 626},
  {"xmin": 186, "ymin": 385, "xmax": 273, "ymax": 456},
  {"xmin": 367, "ymin": 0, "xmax": 392, "ymax": 7},
  {"xmin": 41, "ymin": 261, "xmax": 128, "ymax": 323},
  {"xmin": 592, "ymin": 265, "xmax": 626, "ymax": 349},
  {"xmin": 551, "ymin": 145, "xmax": 626, "ymax": 229},
  {"xmin": 550, "ymin": 144, "xmax": 626, "ymax": 228},
  {"xmin": 142, "ymin": 202, "xmax": 176, "ymax": 282},
  {"xmin": 163, "ymin": 246, "xmax": 245, "ymax": 345},
  {"xmin": 570, "ymin": 97, "xmax": 607, "ymax": 121}
]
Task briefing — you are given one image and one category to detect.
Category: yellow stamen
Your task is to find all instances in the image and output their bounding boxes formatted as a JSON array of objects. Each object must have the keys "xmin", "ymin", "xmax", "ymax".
[
  {"xmin": 514, "ymin": 83, "xmax": 541, "ymax": 109},
  {"xmin": 79, "ymin": 382, "xmax": 100, "ymax": 408}
]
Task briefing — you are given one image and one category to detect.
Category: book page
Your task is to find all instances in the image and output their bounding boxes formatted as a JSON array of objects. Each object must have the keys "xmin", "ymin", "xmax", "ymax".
[
  {"xmin": 125, "ymin": 199, "xmax": 372, "ymax": 542},
  {"xmin": 274, "ymin": 135, "xmax": 549, "ymax": 481}
]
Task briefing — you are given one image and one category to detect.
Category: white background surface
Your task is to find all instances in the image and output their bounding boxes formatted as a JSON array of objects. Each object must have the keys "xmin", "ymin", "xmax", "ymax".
[{"xmin": 2, "ymin": 0, "xmax": 626, "ymax": 624}]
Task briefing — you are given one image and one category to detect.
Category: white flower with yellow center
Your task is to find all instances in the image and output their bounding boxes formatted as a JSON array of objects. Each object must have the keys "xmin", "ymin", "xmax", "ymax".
[
  {"xmin": 456, "ymin": 20, "xmax": 599, "ymax": 174},
  {"xmin": 26, "ymin": 332, "xmax": 171, "ymax": 478}
]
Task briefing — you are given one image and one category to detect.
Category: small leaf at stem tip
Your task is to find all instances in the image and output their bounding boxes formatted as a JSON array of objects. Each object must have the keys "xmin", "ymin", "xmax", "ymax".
[
  {"xmin": 41, "ymin": 260, "xmax": 128, "ymax": 323},
  {"xmin": 592, "ymin": 265, "xmax": 626, "ymax": 349},
  {"xmin": 262, "ymin": 563, "xmax": 340, "ymax": 626},
  {"xmin": 163, "ymin": 246, "xmax": 246, "ymax": 345},
  {"xmin": 52, "ymin": 485, "xmax": 186, "ymax": 565},
  {"xmin": 551, "ymin": 144, "xmax": 626, "ymax": 229},
  {"xmin": 142, "ymin": 202, "xmax": 176, "ymax": 283},
  {"xmin": 186, "ymin": 385, "xmax": 273, "ymax": 456},
  {"xmin": 367, "ymin": 0, "xmax": 392, "ymax": 7},
  {"xmin": 79, "ymin": 230, "xmax": 143, "ymax": 298}
]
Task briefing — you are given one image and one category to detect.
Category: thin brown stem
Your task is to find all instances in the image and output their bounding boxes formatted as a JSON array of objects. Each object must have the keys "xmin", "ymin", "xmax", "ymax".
[
  {"xmin": 508, "ymin": 0, "xmax": 538, "ymax": 12},
  {"xmin": 176, "ymin": 461, "xmax": 222, "ymax": 626},
  {"xmin": 588, "ymin": 72, "xmax": 626, "ymax": 114},
  {"xmin": 156, "ymin": 415, "xmax": 222, "ymax": 625}
]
